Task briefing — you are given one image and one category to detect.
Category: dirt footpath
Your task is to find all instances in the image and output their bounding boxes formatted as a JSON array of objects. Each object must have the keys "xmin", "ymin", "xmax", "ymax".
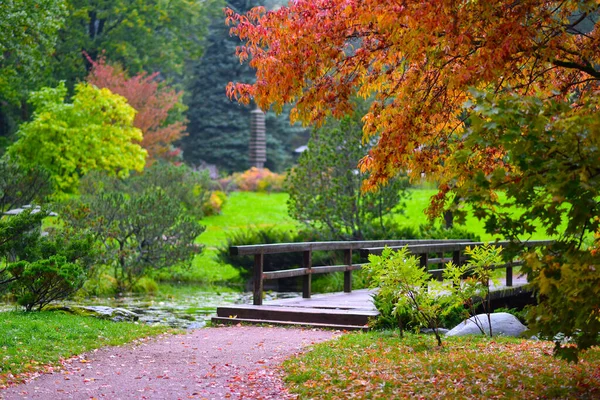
[{"xmin": 1, "ymin": 326, "xmax": 339, "ymax": 400}]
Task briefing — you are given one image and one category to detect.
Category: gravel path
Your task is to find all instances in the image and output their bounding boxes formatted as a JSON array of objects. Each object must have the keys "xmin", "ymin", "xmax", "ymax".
[{"xmin": 1, "ymin": 326, "xmax": 339, "ymax": 400}]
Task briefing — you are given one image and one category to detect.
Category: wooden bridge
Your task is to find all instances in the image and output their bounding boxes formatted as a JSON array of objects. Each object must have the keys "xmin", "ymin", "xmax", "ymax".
[{"xmin": 212, "ymin": 239, "xmax": 552, "ymax": 330}]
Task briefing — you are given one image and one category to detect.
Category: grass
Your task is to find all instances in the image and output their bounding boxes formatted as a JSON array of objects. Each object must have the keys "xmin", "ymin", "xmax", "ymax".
[
  {"xmin": 0, "ymin": 311, "xmax": 171, "ymax": 388},
  {"xmin": 394, "ymin": 189, "xmax": 553, "ymax": 242},
  {"xmin": 283, "ymin": 331, "xmax": 600, "ymax": 399},
  {"xmin": 164, "ymin": 192, "xmax": 299, "ymax": 284}
]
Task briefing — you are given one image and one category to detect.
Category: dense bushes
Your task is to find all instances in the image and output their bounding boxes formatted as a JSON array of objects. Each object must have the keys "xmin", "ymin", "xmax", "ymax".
[
  {"xmin": 218, "ymin": 167, "xmax": 286, "ymax": 193},
  {"xmin": 60, "ymin": 163, "xmax": 207, "ymax": 292},
  {"xmin": 0, "ymin": 160, "xmax": 213, "ymax": 308},
  {"xmin": 9, "ymin": 256, "xmax": 85, "ymax": 311},
  {"xmin": 1, "ymin": 212, "xmax": 97, "ymax": 311}
]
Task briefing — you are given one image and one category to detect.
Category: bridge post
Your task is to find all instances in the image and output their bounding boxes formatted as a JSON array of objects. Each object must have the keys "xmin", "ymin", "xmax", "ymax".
[
  {"xmin": 253, "ymin": 253, "xmax": 264, "ymax": 305},
  {"xmin": 344, "ymin": 249, "xmax": 352, "ymax": 293},
  {"xmin": 506, "ymin": 261, "xmax": 513, "ymax": 287},
  {"xmin": 302, "ymin": 250, "xmax": 312, "ymax": 298},
  {"xmin": 452, "ymin": 250, "xmax": 461, "ymax": 265},
  {"xmin": 419, "ymin": 253, "xmax": 428, "ymax": 269}
]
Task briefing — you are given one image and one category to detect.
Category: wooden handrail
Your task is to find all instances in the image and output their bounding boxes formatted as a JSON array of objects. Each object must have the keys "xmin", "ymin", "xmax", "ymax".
[
  {"xmin": 230, "ymin": 239, "xmax": 469, "ymax": 256},
  {"xmin": 232, "ymin": 239, "xmax": 553, "ymax": 305}
]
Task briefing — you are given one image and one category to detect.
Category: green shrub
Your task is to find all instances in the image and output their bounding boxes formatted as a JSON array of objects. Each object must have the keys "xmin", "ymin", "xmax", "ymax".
[
  {"xmin": 8, "ymin": 255, "xmax": 86, "ymax": 311},
  {"xmin": 523, "ymin": 244, "xmax": 600, "ymax": 362},
  {"xmin": 365, "ymin": 246, "xmax": 457, "ymax": 346},
  {"xmin": 79, "ymin": 272, "xmax": 117, "ymax": 297},
  {"xmin": 61, "ymin": 167, "xmax": 206, "ymax": 292},
  {"xmin": 132, "ymin": 276, "xmax": 159, "ymax": 294}
]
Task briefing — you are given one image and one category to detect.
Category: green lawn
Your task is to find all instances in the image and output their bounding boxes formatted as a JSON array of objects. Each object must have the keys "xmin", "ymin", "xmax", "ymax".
[
  {"xmin": 283, "ymin": 331, "xmax": 600, "ymax": 399},
  {"xmin": 0, "ymin": 311, "xmax": 171, "ymax": 387},
  {"xmin": 200, "ymin": 192, "xmax": 298, "ymax": 248},
  {"xmin": 169, "ymin": 192, "xmax": 299, "ymax": 284}
]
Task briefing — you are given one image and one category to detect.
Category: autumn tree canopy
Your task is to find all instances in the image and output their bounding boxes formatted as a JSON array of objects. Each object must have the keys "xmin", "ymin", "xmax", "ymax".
[
  {"xmin": 226, "ymin": 0, "xmax": 598, "ymax": 190},
  {"xmin": 227, "ymin": 0, "xmax": 600, "ymax": 359},
  {"xmin": 86, "ymin": 56, "xmax": 186, "ymax": 164}
]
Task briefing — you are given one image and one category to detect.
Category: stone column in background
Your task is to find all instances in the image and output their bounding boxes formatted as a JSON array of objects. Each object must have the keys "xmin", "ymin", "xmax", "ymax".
[{"xmin": 249, "ymin": 107, "xmax": 266, "ymax": 169}]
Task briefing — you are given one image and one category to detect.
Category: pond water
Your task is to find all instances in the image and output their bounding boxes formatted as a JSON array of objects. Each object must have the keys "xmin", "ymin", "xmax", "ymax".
[{"xmin": 0, "ymin": 288, "xmax": 301, "ymax": 329}]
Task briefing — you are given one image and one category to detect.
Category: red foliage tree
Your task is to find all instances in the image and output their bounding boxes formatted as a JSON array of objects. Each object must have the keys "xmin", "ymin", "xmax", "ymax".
[
  {"xmin": 224, "ymin": 1, "xmax": 599, "ymax": 197},
  {"xmin": 86, "ymin": 54, "xmax": 186, "ymax": 165}
]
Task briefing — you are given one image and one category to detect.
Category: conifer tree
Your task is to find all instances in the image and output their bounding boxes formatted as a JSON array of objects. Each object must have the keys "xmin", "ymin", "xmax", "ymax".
[{"xmin": 182, "ymin": 0, "xmax": 307, "ymax": 173}]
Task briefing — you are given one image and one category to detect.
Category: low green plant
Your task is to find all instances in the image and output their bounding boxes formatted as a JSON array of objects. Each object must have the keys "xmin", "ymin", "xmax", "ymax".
[
  {"xmin": 444, "ymin": 243, "xmax": 503, "ymax": 336},
  {"xmin": 365, "ymin": 246, "xmax": 456, "ymax": 346},
  {"xmin": 132, "ymin": 276, "xmax": 159, "ymax": 294},
  {"xmin": 8, "ymin": 256, "xmax": 85, "ymax": 311}
]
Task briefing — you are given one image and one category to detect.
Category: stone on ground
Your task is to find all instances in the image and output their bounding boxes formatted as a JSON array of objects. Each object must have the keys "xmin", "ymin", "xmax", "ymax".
[{"xmin": 446, "ymin": 312, "xmax": 527, "ymax": 337}]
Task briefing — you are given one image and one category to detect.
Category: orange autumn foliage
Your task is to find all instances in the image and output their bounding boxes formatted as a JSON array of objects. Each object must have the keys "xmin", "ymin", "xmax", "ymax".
[
  {"xmin": 225, "ymin": 0, "xmax": 600, "ymax": 209},
  {"xmin": 86, "ymin": 55, "xmax": 186, "ymax": 165}
]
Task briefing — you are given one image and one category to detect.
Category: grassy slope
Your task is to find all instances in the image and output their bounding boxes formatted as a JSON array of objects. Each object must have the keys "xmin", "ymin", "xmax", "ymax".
[
  {"xmin": 182, "ymin": 192, "xmax": 299, "ymax": 283},
  {"xmin": 0, "ymin": 312, "xmax": 170, "ymax": 387},
  {"xmin": 283, "ymin": 331, "xmax": 600, "ymax": 399}
]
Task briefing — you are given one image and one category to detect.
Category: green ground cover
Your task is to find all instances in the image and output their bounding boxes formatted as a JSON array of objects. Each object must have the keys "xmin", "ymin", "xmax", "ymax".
[
  {"xmin": 0, "ymin": 311, "xmax": 171, "ymax": 387},
  {"xmin": 168, "ymin": 192, "xmax": 298, "ymax": 284},
  {"xmin": 283, "ymin": 331, "xmax": 600, "ymax": 399}
]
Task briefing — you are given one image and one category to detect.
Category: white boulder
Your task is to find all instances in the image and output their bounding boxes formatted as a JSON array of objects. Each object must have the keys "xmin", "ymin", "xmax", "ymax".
[{"xmin": 446, "ymin": 312, "xmax": 527, "ymax": 337}]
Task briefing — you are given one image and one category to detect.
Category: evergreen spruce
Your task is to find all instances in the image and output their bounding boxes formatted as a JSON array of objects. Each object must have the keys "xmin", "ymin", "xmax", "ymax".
[{"xmin": 183, "ymin": 0, "xmax": 307, "ymax": 173}]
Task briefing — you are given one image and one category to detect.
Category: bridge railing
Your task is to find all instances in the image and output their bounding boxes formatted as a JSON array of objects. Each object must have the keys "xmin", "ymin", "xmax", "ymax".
[
  {"xmin": 360, "ymin": 239, "xmax": 554, "ymax": 288},
  {"xmin": 231, "ymin": 239, "xmax": 555, "ymax": 305},
  {"xmin": 230, "ymin": 239, "xmax": 470, "ymax": 305}
]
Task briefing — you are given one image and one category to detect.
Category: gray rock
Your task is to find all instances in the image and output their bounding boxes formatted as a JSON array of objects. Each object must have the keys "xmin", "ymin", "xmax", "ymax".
[
  {"xmin": 82, "ymin": 306, "xmax": 140, "ymax": 322},
  {"xmin": 421, "ymin": 328, "xmax": 449, "ymax": 335},
  {"xmin": 446, "ymin": 312, "xmax": 527, "ymax": 337},
  {"xmin": 49, "ymin": 305, "xmax": 140, "ymax": 322}
]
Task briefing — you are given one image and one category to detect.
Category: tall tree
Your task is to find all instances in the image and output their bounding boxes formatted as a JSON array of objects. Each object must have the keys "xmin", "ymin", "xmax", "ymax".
[
  {"xmin": 225, "ymin": 1, "xmax": 600, "ymax": 359},
  {"xmin": 0, "ymin": 0, "xmax": 66, "ymax": 141},
  {"xmin": 8, "ymin": 82, "xmax": 146, "ymax": 194},
  {"xmin": 287, "ymin": 99, "xmax": 409, "ymax": 240},
  {"xmin": 52, "ymin": 0, "xmax": 217, "ymax": 89},
  {"xmin": 182, "ymin": 0, "xmax": 307, "ymax": 173},
  {"xmin": 87, "ymin": 56, "xmax": 187, "ymax": 164}
]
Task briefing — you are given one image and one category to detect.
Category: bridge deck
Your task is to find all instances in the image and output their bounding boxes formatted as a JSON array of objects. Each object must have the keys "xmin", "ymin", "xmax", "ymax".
[{"xmin": 212, "ymin": 275, "xmax": 533, "ymax": 330}]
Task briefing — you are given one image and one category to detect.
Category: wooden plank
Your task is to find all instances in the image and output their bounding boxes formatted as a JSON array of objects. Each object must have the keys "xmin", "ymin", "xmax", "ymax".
[
  {"xmin": 211, "ymin": 316, "xmax": 369, "ymax": 331},
  {"xmin": 264, "ymin": 268, "xmax": 307, "ymax": 280},
  {"xmin": 302, "ymin": 250, "xmax": 312, "ymax": 299},
  {"xmin": 253, "ymin": 253, "xmax": 263, "ymax": 306},
  {"xmin": 262, "ymin": 263, "xmax": 366, "ymax": 280},
  {"xmin": 230, "ymin": 239, "xmax": 471, "ymax": 256},
  {"xmin": 216, "ymin": 305, "xmax": 376, "ymax": 326},
  {"xmin": 312, "ymin": 264, "xmax": 364, "ymax": 274},
  {"xmin": 344, "ymin": 249, "xmax": 352, "ymax": 293}
]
